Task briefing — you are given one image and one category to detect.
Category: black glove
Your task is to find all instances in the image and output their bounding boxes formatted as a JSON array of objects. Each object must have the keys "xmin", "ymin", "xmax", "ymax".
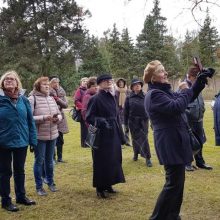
[
  {"xmin": 197, "ymin": 72, "xmax": 208, "ymax": 84},
  {"xmin": 30, "ymin": 145, "xmax": 35, "ymax": 153},
  {"xmin": 197, "ymin": 68, "xmax": 215, "ymax": 84},
  {"xmin": 205, "ymin": 68, "xmax": 215, "ymax": 78},
  {"xmin": 97, "ymin": 118, "xmax": 112, "ymax": 129}
]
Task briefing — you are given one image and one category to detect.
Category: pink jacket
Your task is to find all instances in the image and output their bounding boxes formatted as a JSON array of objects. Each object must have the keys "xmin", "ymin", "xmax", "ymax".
[{"xmin": 28, "ymin": 91, "xmax": 61, "ymax": 141}]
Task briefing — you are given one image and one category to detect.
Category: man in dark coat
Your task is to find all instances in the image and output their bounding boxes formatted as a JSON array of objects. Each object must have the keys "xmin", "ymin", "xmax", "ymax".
[
  {"xmin": 185, "ymin": 68, "xmax": 212, "ymax": 171},
  {"xmin": 86, "ymin": 74, "xmax": 125, "ymax": 199}
]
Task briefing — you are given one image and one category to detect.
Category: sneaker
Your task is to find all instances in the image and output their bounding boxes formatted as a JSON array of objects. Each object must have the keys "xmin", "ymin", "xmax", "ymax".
[
  {"xmin": 37, "ymin": 188, "xmax": 47, "ymax": 196},
  {"xmin": 185, "ymin": 165, "xmax": 195, "ymax": 172},
  {"xmin": 146, "ymin": 159, "xmax": 153, "ymax": 167},
  {"xmin": 48, "ymin": 184, "xmax": 58, "ymax": 192}
]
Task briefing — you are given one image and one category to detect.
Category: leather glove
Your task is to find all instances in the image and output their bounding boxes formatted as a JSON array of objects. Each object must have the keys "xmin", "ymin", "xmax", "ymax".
[
  {"xmin": 197, "ymin": 72, "xmax": 208, "ymax": 84},
  {"xmin": 204, "ymin": 68, "xmax": 215, "ymax": 78},
  {"xmin": 97, "ymin": 118, "xmax": 112, "ymax": 129},
  {"xmin": 30, "ymin": 145, "xmax": 35, "ymax": 153},
  {"xmin": 197, "ymin": 68, "xmax": 215, "ymax": 84}
]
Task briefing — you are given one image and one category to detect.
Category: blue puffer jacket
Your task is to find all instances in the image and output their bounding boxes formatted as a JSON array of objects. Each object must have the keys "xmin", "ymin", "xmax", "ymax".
[{"xmin": 0, "ymin": 89, "xmax": 37, "ymax": 148}]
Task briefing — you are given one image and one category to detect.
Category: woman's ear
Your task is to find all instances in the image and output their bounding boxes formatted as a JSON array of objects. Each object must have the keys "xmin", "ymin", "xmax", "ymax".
[{"xmin": 151, "ymin": 75, "xmax": 156, "ymax": 83}]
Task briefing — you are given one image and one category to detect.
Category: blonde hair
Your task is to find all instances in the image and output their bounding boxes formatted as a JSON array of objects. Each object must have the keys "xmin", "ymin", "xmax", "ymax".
[
  {"xmin": 80, "ymin": 77, "xmax": 88, "ymax": 82},
  {"xmin": 143, "ymin": 60, "xmax": 162, "ymax": 83},
  {"xmin": 0, "ymin": 70, "xmax": 22, "ymax": 90}
]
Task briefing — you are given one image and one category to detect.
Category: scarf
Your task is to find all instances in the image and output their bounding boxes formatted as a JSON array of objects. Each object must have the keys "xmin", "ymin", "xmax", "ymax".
[
  {"xmin": 4, "ymin": 89, "xmax": 19, "ymax": 103},
  {"xmin": 117, "ymin": 87, "xmax": 127, "ymax": 108}
]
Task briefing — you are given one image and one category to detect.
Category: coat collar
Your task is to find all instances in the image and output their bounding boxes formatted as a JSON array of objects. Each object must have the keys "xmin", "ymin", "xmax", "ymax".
[
  {"xmin": 0, "ymin": 88, "xmax": 25, "ymax": 96},
  {"xmin": 130, "ymin": 90, "xmax": 145, "ymax": 98},
  {"xmin": 148, "ymin": 82, "xmax": 171, "ymax": 93}
]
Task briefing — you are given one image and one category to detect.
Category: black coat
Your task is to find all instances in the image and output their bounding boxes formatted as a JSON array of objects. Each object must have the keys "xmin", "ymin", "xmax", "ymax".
[
  {"xmin": 145, "ymin": 82, "xmax": 204, "ymax": 165},
  {"xmin": 86, "ymin": 90, "xmax": 125, "ymax": 188},
  {"xmin": 124, "ymin": 91, "xmax": 151, "ymax": 158},
  {"xmin": 185, "ymin": 80, "xmax": 206, "ymax": 144}
]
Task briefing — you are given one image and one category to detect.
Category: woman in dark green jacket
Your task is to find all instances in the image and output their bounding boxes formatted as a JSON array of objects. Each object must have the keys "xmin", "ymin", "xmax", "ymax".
[{"xmin": 0, "ymin": 70, "xmax": 37, "ymax": 212}]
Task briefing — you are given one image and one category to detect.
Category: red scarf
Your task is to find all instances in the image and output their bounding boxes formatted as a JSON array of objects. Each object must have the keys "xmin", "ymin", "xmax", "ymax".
[{"xmin": 4, "ymin": 89, "xmax": 19, "ymax": 102}]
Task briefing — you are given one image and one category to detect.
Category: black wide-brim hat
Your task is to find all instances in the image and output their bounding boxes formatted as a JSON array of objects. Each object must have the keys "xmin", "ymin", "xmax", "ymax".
[
  {"xmin": 130, "ymin": 78, "xmax": 143, "ymax": 90},
  {"xmin": 97, "ymin": 74, "xmax": 112, "ymax": 85}
]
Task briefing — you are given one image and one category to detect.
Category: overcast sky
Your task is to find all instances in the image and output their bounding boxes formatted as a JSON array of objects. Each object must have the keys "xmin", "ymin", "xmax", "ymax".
[{"xmin": 75, "ymin": 0, "xmax": 220, "ymax": 40}]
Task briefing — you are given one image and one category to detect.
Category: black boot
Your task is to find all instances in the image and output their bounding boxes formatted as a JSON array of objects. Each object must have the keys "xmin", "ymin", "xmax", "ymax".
[
  {"xmin": 96, "ymin": 188, "xmax": 108, "ymax": 198},
  {"xmin": 105, "ymin": 186, "xmax": 117, "ymax": 193},
  {"xmin": 133, "ymin": 153, "xmax": 138, "ymax": 161}
]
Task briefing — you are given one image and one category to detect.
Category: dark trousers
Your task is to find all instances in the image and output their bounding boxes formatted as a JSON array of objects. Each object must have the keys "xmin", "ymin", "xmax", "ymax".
[
  {"xmin": 55, "ymin": 132, "xmax": 64, "ymax": 160},
  {"xmin": 194, "ymin": 147, "xmax": 205, "ymax": 165},
  {"xmin": 0, "ymin": 146, "xmax": 27, "ymax": 206},
  {"xmin": 191, "ymin": 121, "xmax": 206, "ymax": 165},
  {"xmin": 80, "ymin": 120, "xmax": 88, "ymax": 147},
  {"xmin": 149, "ymin": 165, "xmax": 185, "ymax": 220}
]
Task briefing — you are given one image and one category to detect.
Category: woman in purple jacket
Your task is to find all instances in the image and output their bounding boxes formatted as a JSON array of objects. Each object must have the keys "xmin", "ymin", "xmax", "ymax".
[{"xmin": 144, "ymin": 60, "xmax": 213, "ymax": 220}]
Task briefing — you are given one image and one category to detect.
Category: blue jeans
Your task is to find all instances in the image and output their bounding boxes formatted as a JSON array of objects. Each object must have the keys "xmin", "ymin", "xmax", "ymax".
[{"xmin": 33, "ymin": 139, "xmax": 56, "ymax": 190}]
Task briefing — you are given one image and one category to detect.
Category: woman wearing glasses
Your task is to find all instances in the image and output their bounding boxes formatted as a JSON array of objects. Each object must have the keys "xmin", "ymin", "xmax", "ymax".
[
  {"xmin": 86, "ymin": 74, "xmax": 125, "ymax": 198},
  {"xmin": 0, "ymin": 70, "xmax": 37, "ymax": 212}
]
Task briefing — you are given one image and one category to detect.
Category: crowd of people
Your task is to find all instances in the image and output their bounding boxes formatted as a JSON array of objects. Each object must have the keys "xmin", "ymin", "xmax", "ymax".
[{"xmin": 0, "ymin": 61, "xmax": 216, "ymax": 219}]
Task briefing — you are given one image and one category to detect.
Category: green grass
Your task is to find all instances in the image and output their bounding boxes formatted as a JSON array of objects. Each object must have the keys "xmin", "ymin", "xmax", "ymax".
[{"xmin": 1, "ymin": 104, "xmax": 220, "ymax": 220}]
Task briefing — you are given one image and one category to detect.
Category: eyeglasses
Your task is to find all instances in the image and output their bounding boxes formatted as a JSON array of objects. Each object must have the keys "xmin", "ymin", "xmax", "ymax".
[{"xmin": 4, "ymin": 77, "xmax": 16, "ymax": 81}]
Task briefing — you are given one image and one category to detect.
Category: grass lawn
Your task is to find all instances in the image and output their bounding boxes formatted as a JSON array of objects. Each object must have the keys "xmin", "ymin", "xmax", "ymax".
[{"xmin": 0, "ymin": 103, "xmax": 220, "ymax": 220}]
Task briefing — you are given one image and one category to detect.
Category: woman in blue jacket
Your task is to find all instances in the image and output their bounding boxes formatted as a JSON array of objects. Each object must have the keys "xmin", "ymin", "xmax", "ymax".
[
  {"xmin": 144, "ymin": 60, "xmax": 212, "ymax": 220},
  {"xmin": 0, "ymin": 70, "xmax": 37, "ymax": 212}
]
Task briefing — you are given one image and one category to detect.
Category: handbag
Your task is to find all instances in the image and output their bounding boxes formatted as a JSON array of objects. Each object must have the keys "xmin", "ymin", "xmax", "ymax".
[
  {"xmin": 85, "ymin": 124, "xmax": 100, "ymax": 149},
  {"xmin": 70, "ymin": 106, "xmax": 81, "ymax": 122},
  {"xmin": 188, "ymin": 128, "xmax": 202, "ymax": 155},
  {"xmin": 181, "ymin": 114, "xmax": 202, "ymax": 155}
]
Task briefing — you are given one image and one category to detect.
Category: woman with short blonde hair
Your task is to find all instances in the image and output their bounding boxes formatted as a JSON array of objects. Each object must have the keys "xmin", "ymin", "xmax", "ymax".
[
  {"xmin": 0, "ymin": 70, "xmax": 37, "ymax": 212},
  {"xmin": 144, "ymin": 60, "xmax": 211, "ymax": 219},
  {"xmin": 0, "ymin": 70, "xmax": 22, "ymax": 90}
]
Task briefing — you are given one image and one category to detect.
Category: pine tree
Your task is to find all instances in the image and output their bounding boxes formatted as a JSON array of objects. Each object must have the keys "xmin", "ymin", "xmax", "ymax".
[
  {"xmin": 136, "ymin": 0, "xmax": 167, "ymax": 67},
  {"xmin": 180, "ymin": 30, "xmax": 200, "ymax": 74},
  {"xmin": 79, "ymin": 35, "xmax": 107, "ymax": 76},
  {"xmin": 198, "ymin": 9, "xmax": 220, "ymax": 66},
  {"xmin": 0, "ymin": 0, "xmax": 88, "ymax": 93}
]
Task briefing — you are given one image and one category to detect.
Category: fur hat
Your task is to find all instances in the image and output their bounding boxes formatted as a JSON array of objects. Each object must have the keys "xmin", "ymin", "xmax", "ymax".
[
  {"xmin": 130, "ymin": 78, "xmax": 143, "ymax": 90},
  {"xmin": 143, "ymin": 60, "xmax": 162, "ymax": 83},
  {"xmin": 97, "ymin": 74, "xmax": 112, "ymax": 85}
]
